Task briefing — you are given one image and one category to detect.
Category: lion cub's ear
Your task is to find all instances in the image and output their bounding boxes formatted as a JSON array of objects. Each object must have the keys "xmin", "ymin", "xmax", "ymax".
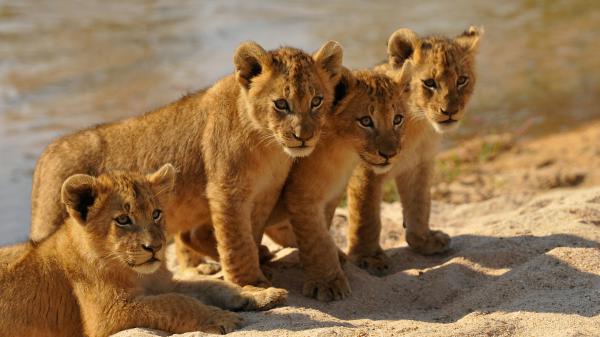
[
  {"xmin": 147, "ymin": 164, "xmax": 176, "ymax": 198},
  {"xmin": 61, "ymin": 174, "xmax": 97, "ymax": 225},
  {"xmin": 395, "ymin": 59, "xmax": 414, "ymax": 92},
  {"xmin": 332, "ymin": 67, "xmax": 356, "ymax": 113},
  {"xmin": 387, "ymin": 28, "xmax": 419, "ymax": 70},
  {"xmin": 455, "ymin": 25, "xmax": 484, "ymax": 52},
  {"xmin": 313, "ymin": 40, "xmax": 344, "ymax": 82},
  {"xmin": 234, "ymin": 41, "xmax": 271, "ymax": 90}
]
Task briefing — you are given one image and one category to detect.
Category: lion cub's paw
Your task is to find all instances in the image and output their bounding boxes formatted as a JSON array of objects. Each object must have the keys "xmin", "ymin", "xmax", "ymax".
[
  {"xmin": 199, "ymin": 309, "xmax": 244, "ymax": 335},
  {"xmin": 241, "ymin": 285, "xmax": 288, "ymax": 311},
  {"xmin": 349, "ymin": 250, "xmax": 391, "ymax": 277},
  {"xmin": 406, "ymin": 230, "xmax": 451, "ymax": 255},
  {"xmin": 302, "ymin": 271, "xmax": 351, "ymax": 302},
  {"xmin": 196, "ymin": 262, "xmax": 222, "ymax": 275}
]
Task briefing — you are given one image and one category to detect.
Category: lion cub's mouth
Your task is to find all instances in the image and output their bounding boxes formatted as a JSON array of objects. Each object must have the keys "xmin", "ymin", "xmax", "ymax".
[
  {"xmin": 128, "ymin": 256, "xmax": 161, "ymax": 268},
  {"xmin": 141, "ymin": 256, "xmax": 160, "ymax": 265},
  {"xmin": 369, "ymin": 162, "xmax": 393, "ymax": 175},
  {"xmin": 431, "ymin": 117, "xmax": 461, "ymax": 133},
  {"xmin": 360, "ymin": 155, "xmax": 394, "ymax": 175},
  {"xmin": 283, "ymin": 144, "xmax": 315, "ymax": 158},
  {"xmin": 439, "ymin": 118, "xmax": 458, "ymax": 124},
  {"xmin": 129, "ymin": 256, "xmax": 162, "ymax": 274}
]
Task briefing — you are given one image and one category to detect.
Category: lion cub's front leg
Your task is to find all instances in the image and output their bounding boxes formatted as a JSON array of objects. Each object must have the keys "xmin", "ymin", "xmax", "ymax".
[
  {"xmin": 346, "ymin": 165, "xmax": 392, "ymax": 276},
  {"xmin": 287, "ymin": 203, "xmax": 351, "ymax": 302},
  {"xmin": 206, "ymin": 182, "xmax": 270, "ymax": 287},
  {"xmin": 78, "ymin": 289, "xmax": 243, "ymax": 336},
  {"xmin": 135, "ymin": 294, "xmax": 244, "ymax": 335},
  {"xmin": 395, "ymin": 160, "xmax": 450, "ymax": 255}
]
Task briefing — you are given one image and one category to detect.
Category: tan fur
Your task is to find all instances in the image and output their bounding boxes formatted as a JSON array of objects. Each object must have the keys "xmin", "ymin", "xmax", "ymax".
[
  {"xmin": 182, "ymin": 69, "xmax": 413, "ymax": 301},
  {"xmin": 346, "ymin": 26, "xmax": 483, "ymax": 275},
  {"xmin": 0, "ymin": 243, "xmax": 27, "ymax": 273},
  {"xmin": 1, "ymin": 166, "xmax": 288, "ymax": 337},
  {"xmin": 29, "ymin": 41, "xmax": 343, "ymax": 287}
]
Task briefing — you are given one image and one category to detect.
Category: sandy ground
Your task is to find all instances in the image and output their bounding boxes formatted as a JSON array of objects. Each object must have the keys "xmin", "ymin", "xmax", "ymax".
[
  {"xmin": 431, "ymin": 120, "xmax": 600, "ymax": 205},
  {"xmin": 113, "ymin": 122, "xmax": 599, "ymax": 336}
]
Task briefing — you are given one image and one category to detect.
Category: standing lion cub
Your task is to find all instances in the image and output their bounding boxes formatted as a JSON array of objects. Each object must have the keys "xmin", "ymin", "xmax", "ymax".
[
  {"xmin": 0, "ymin": 164, "xmax": 287, "ymax": 337},
  {"xmin": 29, "ymin": 41, "xmax": 343, "ymax": 287},
  {"xmin": 278, "ymin": 68, "xmax": 413, "ymax": 301},
  {"xmin": 346, "ymin": 27, "xmax": 483, "ymax": 275}
]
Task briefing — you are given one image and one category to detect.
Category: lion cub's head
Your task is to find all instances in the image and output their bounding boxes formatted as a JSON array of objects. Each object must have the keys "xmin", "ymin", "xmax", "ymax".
[
  {"xmin": 234, "ymin": 41, "xmax": 343, "ymax": 157},
  {"xmin": 333, "ymin": 69, "xmax": 411, "ymax": 174},
  {"xmin": 61, "ymin": 164, "xmax": 176, "ymax": 274},
  {"xmin": 385, "ymin": 26, "xmax": 483, "ymax": 133}
]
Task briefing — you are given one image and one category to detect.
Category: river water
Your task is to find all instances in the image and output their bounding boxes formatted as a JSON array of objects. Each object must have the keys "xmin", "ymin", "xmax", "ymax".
[{"xmin": 1, "ymin": 0, "xmax": 599, "ymax": 244}]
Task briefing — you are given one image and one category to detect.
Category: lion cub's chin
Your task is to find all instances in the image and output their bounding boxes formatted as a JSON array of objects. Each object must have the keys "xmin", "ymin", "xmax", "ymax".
[
  {"xmin": 130, "ymin": 258, "xmax": 162, "ymax": 275},
  {"xmin": 283, "ymin": 146, "xmax": 315, "ymax": 158},
  {"xmin": 369, "ymin": 163, "xmax": 394, "ymax": 175}
]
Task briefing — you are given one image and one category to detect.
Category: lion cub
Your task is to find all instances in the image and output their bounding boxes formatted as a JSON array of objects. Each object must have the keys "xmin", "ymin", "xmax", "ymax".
[
  {"xmin": 278, "ymin": 69, "xmax": 413, "ymax": 301},
  {"xmin": 29, "ymin": 41, "xmax": 343, "ymax": 287},
  {"xmin": 346, "ymin": 27, "xmax": 483, "ymax": 275},
  {"xmin": 0, "ymin": 165, "xmax": 287, "ymax": 337}
]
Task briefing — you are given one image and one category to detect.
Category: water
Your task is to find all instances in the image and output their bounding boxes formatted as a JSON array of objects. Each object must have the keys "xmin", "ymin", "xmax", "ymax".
[{"xmin": 1, "ymin": 0, "xmax": 599, "ymax": 245}]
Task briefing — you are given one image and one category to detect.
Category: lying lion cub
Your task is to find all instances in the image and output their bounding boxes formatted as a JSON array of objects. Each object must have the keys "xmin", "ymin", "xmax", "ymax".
[
  {"xmin": 29, "ymin": 41, "xmax": 343, "ymax": 287},
  {"xmin": 0, "ymin": 164, "xmax": 287, "ymax": 337},
  {"xmin": 346, "ymin": 27, "xmax": 484, "ymax": 275}
]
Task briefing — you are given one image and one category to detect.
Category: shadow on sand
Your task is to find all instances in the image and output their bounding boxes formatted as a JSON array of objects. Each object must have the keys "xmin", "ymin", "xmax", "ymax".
[{"xmin": 259, "ymin": 232, "xmax": 600, "ymax": 332}]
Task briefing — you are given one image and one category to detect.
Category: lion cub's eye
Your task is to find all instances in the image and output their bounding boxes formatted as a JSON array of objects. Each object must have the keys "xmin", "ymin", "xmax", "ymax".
[
  {"xmin": 358, "ymin": 116, "xmax": 374, "ymax": 128},
  {"xmin": 152, "ymin": 209, "xmax": 162, "ymax": 221},
  {"xmin": 310, "ymin": 96, "xmax": 323, "ymax": 108},
  {"xmin": 393, "ymin": 114, "xmax": 404, "ymax": 126},
  {"xmin": 115, "ymin": 215, "xmax": 132, "ymax": 227},
  {"xmin": 457, "ymin": 76, "xmax": 469, "ymax": 87},
  {"xmin": 422, "ymin": 79, "xmax": 437, "ymax": 89},
  {"xmin": 273, "ymin": 99, "xmax": 290, "ymax": 112}
]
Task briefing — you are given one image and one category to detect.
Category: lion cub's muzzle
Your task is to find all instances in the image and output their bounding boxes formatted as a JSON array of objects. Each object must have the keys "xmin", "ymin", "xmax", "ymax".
[
  {"xmin": 361, "ymin": 145, "xmax": 399, "ymax": 175},
  {"xmin": 372, "ymin": 148, "xmax": 397, "ymax": 174},
  {"xmin": 129, "ymin": 241, "xmax": 165, "ymax": 274},
  {"xmin": 430, "ymin": 108, "xmax": 463, "ymax": 133},
  {"xmin": 282, "ymin": 125, "xmax": 319, "ymax": 158}
]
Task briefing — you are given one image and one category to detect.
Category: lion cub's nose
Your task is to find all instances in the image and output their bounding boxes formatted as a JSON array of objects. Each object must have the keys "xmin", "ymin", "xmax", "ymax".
[
  {"xmin": 292, "ymin": 126, "xmax": 314, "ymax": 142},
  {"xmin": 141, "ymin": 242, "xmax": 163, "ymax": 254},
  {"xmin": 378, "ymin": 149, "xmax": 397, "ymax": 160},
  {"xmin": 440, "ymin": 108, "xmax": 457, "ymax": 116}
]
